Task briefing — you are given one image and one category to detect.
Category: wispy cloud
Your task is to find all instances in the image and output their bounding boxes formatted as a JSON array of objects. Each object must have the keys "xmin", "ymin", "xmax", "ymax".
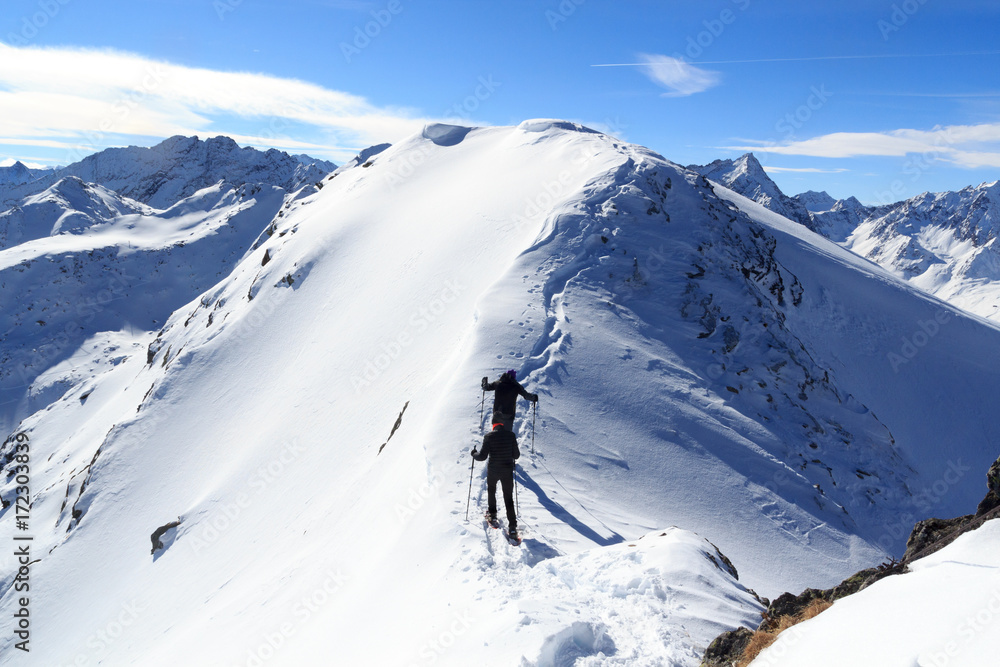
[
  {"xmin": 763, "ymin": 166, "xmax": 850, "ymax": 174},
  {"xmin": 633, "ymin": 54, "xmax": 721, "ymax": 98},
  {"xmin": 727, "ymin": 123, "xmax": 1000, "ymax": 168},
  {"xmin": 0, "ymin": 43, "xmax": 436, "ymax": 163}
]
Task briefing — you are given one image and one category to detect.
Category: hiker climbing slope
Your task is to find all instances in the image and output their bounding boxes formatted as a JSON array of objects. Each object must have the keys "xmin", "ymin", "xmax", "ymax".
[
  {"xmin": 482, "ymin": 370, "xmax": 537, "ymax": 432},
  {"xmin": 473, "ymin": 422, "xmax": 520, "ymax": 540}
]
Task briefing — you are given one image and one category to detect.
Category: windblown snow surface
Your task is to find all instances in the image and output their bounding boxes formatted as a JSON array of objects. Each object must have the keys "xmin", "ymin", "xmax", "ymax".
[{"xmin": 1, "ymin": 121, "xmax": 999, "ymax": 666}]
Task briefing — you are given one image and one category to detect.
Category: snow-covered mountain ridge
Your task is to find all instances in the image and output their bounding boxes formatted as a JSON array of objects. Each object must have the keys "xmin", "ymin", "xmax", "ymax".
[
  {"xmin": 0, "ymin": 161, "xmax": 52, "ymax": 186},
  {"xmin": 1, "ymin": 122, "xmax": 998, "ymax": 665},
  {"xmin": 0, "ymin": 135, "xmax": 335, "ymax": 209},
  {"xmin": 0, "ymin": 138, "xmax": 336, "ymax": 434},
  {"xmin": 692, "ymin": 153, "xmax": 1000, "ymax": 324}
]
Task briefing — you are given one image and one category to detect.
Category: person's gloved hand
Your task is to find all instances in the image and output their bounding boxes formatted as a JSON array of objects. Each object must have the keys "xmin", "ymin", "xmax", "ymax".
[
  {"xmin": 530, "ymin": 393, "xmax": 539, "ymax": 403},
  {"xmin": 481, "ymin": 376, "xmax": 488, "ymax": 390},
  {"xmin": 471, "ymin": 449, "xmax": 478, "ymax": 457}
]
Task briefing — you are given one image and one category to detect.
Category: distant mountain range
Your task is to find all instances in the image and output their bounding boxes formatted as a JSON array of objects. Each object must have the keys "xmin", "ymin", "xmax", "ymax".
[
  {"xmin": 0, "ymin": 137, "xmax": 336, "ymax": 431},
  {"xmin": 690, "ymin": 153, "xmax": 1000, "ymax": 322},
  {"xmin": 1, "ymin": 135, "xmax": 336, "ymax": 209}
]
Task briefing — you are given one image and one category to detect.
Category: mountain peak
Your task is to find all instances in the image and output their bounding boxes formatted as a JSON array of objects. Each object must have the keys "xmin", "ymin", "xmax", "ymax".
[
  {"xmin": 795, "ymin": 190, "xmax": 837, "ymax": 213},
  {"xmin": 0, "ymin": 160, "xmax": 36, "ymax": 185},
  {"xmin": 690, "ymin": 153, "xmax": 815, "ymax": 229},
  {"xmin": 734, "ymin": 151, "xmax": 765, "ymax": 171},
  {"xmin": 3, "ymin": 137, "xmax": 337, "ymax": 209}
]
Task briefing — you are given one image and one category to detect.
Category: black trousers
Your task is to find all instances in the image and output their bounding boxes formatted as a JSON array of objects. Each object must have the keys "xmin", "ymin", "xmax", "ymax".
[{"xmin": 487, "ymin": 465, "xmax": 517, "ymax": 529}]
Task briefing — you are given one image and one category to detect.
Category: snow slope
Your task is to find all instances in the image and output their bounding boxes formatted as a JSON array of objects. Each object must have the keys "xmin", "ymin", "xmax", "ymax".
[
  {"xmin": 0, "ymin": 180, "xmax": 294, "ymax": 434},
  {"xmin": 2, "ymin": 121, "xmax": 1000, "ymax": 665},
  {"xmin": 0, "ymin": 176, "xmax": 149, "ymax": 249},
  {"xmin": 748, "ymin": 519, "xmax": 1000, "ymax": 667}
]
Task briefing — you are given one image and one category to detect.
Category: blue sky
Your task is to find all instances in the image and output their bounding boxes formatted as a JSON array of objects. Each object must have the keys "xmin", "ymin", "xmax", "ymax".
[{"xmin": 1, "ymin": 0, "xmax": 999, "ymax": 203}]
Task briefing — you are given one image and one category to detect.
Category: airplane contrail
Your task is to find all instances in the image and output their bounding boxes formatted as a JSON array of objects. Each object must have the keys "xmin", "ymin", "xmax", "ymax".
[{"xmin": 593, "ymin": 50, "xmax": 1000, "ymax": 66}]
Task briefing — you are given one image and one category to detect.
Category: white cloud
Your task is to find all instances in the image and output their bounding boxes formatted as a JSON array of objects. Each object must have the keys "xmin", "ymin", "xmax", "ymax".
[
  {"xmin": 726, "ymin": 123, "xmax": 1000, "ymax": 168},
  {"xmin": 0, "ymin": 43, "xmax": 436, "ymax": 162},
  {"xmin": 763, "ymin": 166, "xmax": 849, "ymax": 174},
  {"xmin": 636, "ymin": 54, "xmax": 721, "ymax": 98}
]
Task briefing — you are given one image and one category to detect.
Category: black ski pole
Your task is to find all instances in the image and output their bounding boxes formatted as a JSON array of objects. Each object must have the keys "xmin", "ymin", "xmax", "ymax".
[
  {"xmin": 479, "ymin": 388, "xmax": 485, "ymax": 434},
  {"xmin": 531, "ymin": 401, "xmax": 537, "ymax": 454},
  {"xmin": 514, "ymin": 466, "xmax": 519, "ymax": 516},
  {"xmin": 465, "ymin": 456, "xmax": 475, "ymax": 522}
]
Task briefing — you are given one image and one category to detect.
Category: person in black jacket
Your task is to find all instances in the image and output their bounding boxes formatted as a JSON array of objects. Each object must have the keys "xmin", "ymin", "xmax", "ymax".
[
  {"xmin": 473, "ymin": 422, "xmax": 521, "ymax": 535},
  {"xmin": 482, "ymin": 370, "xmax": 538, "ymax": 432}
]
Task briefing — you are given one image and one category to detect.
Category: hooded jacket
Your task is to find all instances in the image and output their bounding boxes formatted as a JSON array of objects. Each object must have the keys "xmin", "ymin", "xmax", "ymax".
[
  {"xmin": 474, "ymin": 428, "xmax": 520, "ymax": 471},
  {"xmin": 484, "ymin": 374, "xmax": 535, "ymax": 416}
]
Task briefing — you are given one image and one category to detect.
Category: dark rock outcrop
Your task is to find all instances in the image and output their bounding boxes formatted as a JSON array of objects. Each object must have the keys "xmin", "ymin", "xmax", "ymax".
[
  {"xmin": 700, "ymin": 453, "xmax": 1000, "ymax": 667},
  {"xmin": 151, "ymin": 520, "xmax": 181, "ymax": 555},
  {"xmin": 701, "ymin": 626, "xmax": 752, "ymax": 667}
]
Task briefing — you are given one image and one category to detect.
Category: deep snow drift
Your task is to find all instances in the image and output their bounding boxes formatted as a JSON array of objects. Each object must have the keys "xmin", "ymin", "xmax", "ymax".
[{"xmin": 1, "ymin": 121, "xmax": 999, "ymax": 665}]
